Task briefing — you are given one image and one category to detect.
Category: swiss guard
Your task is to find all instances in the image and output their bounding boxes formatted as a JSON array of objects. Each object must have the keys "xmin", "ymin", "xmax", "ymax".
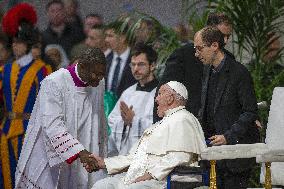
[{"xmin": 0, "ymin": 3, "xmax": 52, "ymax": 189}]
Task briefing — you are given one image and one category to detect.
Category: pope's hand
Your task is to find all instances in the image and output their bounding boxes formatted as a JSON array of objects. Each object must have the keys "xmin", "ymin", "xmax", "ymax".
[{"xmin": 133, "ymin": 173, "xmax": 153, "ymax": 183}]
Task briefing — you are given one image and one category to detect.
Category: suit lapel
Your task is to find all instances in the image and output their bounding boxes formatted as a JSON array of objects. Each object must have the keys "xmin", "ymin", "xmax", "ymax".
[
  {"xmin": 105, "ymin": 51, "xmax": 114, "ymax": 88},
  {"xmin": 199, "ymin": 65, "xmax": 210, "ymax": 119},
  {"xmin": 118, "ymin": 52, "xmax": 131, "ymax": 88},
  {"xmin": 213, "ymin": 60, "xmax": 230, "ymax": 114},
  {"xmin": 201, "ymin": 65, "xmax": 210, "ymax": 107},
  {"xmin": 106, "ymin": 51, "xmax": 113, "ymax": 75}
]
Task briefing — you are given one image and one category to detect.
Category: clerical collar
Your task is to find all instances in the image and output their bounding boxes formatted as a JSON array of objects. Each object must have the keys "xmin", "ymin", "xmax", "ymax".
[
  {"xmin": 212, "ymin": 54, "xmax": 226, "ymax": 73},
  {"xmin": 16, "ymin": 53, "xmax": 33, "ymax": 67},
  {"xmin": 67, "ymin": 64, "xmax": 88, "ymax": 87},
  {"xmin": 136, "ymin": 78, "xmax": 158, "ymax": 92},
  {"xmin": 164, "ymin": 106, "xmax": 185, "ymax": 117}
]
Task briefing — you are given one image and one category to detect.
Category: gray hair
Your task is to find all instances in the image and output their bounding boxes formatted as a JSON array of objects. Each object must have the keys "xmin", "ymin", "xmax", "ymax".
[{"xmin": 45, "ymin": 44, "xmax": 69, "ymax": 68}]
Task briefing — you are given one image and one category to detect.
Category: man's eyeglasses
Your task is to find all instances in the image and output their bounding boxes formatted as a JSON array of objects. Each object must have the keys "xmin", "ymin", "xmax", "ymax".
[
  {"xmin": 224, "ymin": 34, "xmax": 231, "ymax": 41},
  {"xmin": 130, "ymin": 62, "xmax": 148, "ymax": 69},
  {"xmin": 194, "ymin": 45, "xmax": 206, "ymax": 52}
]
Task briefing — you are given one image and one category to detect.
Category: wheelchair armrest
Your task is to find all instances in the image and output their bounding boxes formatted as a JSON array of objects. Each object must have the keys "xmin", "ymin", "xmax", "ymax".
[{"xmin": 256, "ymin": 149, "xmax": 284, "ymax": 163}]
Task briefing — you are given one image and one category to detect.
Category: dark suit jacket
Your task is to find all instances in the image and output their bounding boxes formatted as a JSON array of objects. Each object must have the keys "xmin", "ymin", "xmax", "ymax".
[
  {"xmin": 199, "ymin": 54, "xmax": 260, "ymax": 172},
  {"xmin": 42, "ymin": 24, "xmax": 84, "ymax": 58},
  {"xmin": 153, "ymin": 43, "xmax": 204, "ymax": 122},
  {"xmin": 105, "ymin": 51, "xmax": 136, "ymax": 98}
]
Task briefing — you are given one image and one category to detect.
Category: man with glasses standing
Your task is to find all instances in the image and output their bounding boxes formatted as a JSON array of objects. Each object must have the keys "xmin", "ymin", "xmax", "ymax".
[
  {"xmin": 108, "ymin": 43, "xmax": 158, "ymax": 156},
  {"xmin": 153, "ymin": 12, "xmax": 233, "ymax": 123},
  {"xmin": 194, "ymin": 26, "xmax": 259, "ymax": 189}
]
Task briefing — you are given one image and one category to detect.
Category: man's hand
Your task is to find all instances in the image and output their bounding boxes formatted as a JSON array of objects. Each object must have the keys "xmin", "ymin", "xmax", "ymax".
[
  {"xmin": 120, "ymin": 101, "xmax": 135, "ymax": 126},
  {"xmin": 255, "ymin": 120, "xmax": 262, "ymax": 128},
  {"xmin": 83, "ymin": 154, "xmax": 106, "ymax": 172},
  {"xmin": 79, "ymin": 150, "xmax": 97, "ymax": 172},
  {"xmin": 133, "ymin": 173, "xmax": 153, "ymax": 183},
  {"xmin": 209, "ymin": 135, "xmax": 227, "ymax": 146}
]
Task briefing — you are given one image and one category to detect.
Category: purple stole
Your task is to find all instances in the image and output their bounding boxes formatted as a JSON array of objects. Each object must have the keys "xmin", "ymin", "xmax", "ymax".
[{"xmin": 66, "ymin": 64, "xmax": 87, "ymax": 87}]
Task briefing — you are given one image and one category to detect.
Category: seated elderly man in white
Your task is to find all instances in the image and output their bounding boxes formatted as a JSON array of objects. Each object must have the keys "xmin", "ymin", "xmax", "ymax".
[{"xmin": 85, "ymin": 81, "xmax": 207, "ymax": 189}]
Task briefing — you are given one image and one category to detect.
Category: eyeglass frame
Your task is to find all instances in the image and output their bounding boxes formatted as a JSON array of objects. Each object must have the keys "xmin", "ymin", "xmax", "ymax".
[
  {"xmin": 130, "ymin": 61, "xmax": 149, "ymax": 69},
  {"xmin": 194, "ymin": 44, "xmax": 207, "ymax": 52}
]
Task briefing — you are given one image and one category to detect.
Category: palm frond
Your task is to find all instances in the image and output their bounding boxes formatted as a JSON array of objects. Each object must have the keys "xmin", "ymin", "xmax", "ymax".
[{"xmin": 119, "ymin": 11, "xmax": 181, "ymax": 68}]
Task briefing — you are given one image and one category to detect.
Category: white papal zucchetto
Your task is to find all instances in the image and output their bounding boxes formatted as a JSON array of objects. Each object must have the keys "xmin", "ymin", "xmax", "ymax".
[{"xmin": 166, "ymin": 81, "xmax": 188, "ymax": 100}]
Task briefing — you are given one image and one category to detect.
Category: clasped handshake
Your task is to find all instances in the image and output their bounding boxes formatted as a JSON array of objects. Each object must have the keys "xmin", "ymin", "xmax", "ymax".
[{"xmin": 78, "ymin": 150, "xmax": 105, "ymax": 173}]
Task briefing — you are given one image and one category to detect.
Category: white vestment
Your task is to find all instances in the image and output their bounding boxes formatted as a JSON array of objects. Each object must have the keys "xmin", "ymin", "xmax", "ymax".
[
  {"xmin": 15, "ymin": 68, "xmax": 107, "ymax": 189},
  {"xmin": 108, "ymin": 83, "xmax": 156, "ymax": 156},
  {"xmin": 92, "ymin": 106, "xmax": 207, "ymax": 189}
]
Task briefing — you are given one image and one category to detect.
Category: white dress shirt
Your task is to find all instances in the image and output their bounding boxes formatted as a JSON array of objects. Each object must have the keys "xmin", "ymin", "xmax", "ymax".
[{"xmin": 107, "ymin": 47, "xmax": 131, "ymax": 91}]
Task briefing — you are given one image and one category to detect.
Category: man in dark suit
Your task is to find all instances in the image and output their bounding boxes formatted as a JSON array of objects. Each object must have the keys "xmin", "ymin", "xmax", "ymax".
[
  {"xmin": 153, "ymin": 13, "xmax": 233, "ymax": 123},
  {"xmin": 42, "ymin": 0, "xmax": 84, "ymax": 58},
  {"xmin": 157, "ymin": 43, "xmax": 203, "ymax": 119},
  {"xmin": 104, "ymin": 21, "xmax": 136, "ymax": 98},
  {"xmin": 195, "ymin": 26, "xmax": 259, "ymax": 189}
]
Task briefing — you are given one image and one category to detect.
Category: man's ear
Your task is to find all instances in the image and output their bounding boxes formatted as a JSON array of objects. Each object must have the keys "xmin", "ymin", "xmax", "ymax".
[
  {"xmin": 79, "ymin": 62, "xmax": 91, "ymax": 72},
  {"xmin": 166, "ymin": 93, "xmax": 175, "ymax": 105},
  {"xmin": 77, "ymin": 63, "xmax": 91, "ymax": 78},
  {"xmin": 77, "ymin": 62, "xmax": 83, "ymax": 72},
  {"xmin": 211, "ymin": 42, "xmax": 219, "ymax": 51},
  {"xmin": 150, "ymin": 63, "xmax": 156, "ymax": 72}
]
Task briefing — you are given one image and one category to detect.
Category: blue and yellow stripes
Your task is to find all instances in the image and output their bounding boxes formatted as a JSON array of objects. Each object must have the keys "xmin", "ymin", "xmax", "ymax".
[
  {"xmin": 0, "ymin": 66, "xmax": 3, "ymax": 100},
  {"xmin": 2, "ymin": 63, "xmax": 13, "ymax": 113},
  {"xmin": 0, "ymin": 59, "xmax": 51, "ymax": 189}
]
